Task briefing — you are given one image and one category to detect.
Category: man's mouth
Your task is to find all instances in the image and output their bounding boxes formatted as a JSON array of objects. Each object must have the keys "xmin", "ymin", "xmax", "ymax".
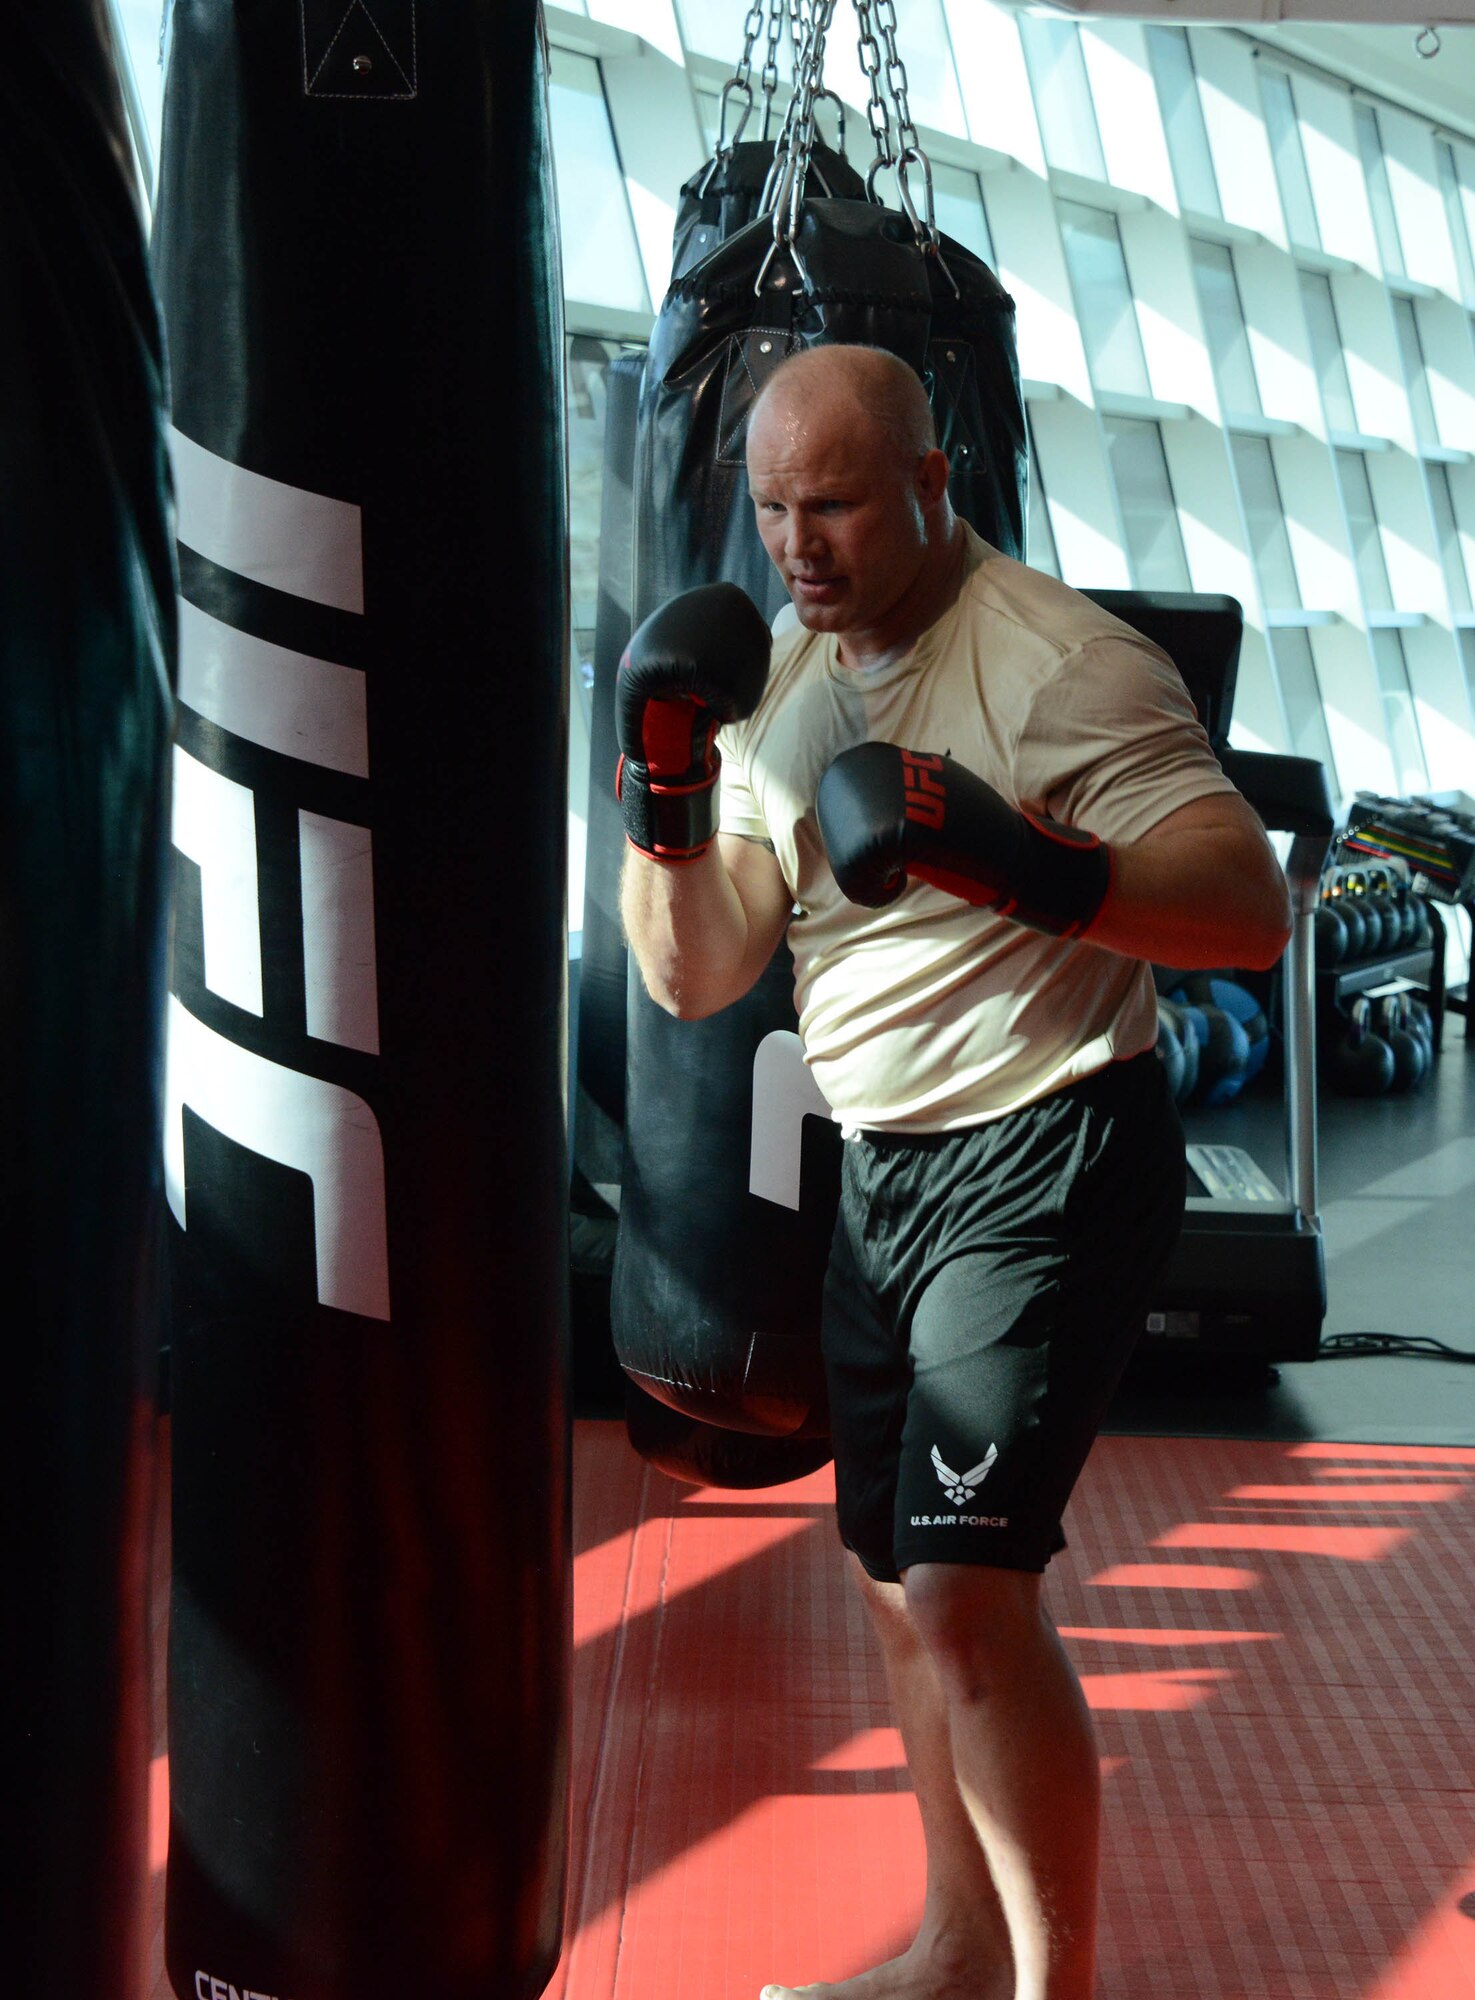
[{"xmin": 792, "ymin": 575, "xmax": 844, "ymax": 602}]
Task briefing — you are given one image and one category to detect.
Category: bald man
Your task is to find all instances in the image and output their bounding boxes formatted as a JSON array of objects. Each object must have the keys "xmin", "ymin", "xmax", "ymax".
[{"xmin": 619, "ymin": 344, "xmax": 1290, "ymax": 2000}]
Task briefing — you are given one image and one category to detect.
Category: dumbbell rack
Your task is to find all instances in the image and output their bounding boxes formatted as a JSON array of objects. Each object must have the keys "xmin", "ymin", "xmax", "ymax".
[{"xmin": 1337, "ymin": 790, "xmax": 1475, "ymax": 1048}]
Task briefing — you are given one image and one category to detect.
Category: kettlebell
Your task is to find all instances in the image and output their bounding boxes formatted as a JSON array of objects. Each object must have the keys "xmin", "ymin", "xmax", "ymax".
[
  {"xmin": 1376, "ymin": 994, "xmax": 1426, "ymax": 1092},
  {"xmin": 1365, "ymin": 870, "xmax": 1398, "ymax": 955},
  {"xmin": 1411, "ymin": 895, "xmax": 1433, "ymax": 949},
  {"xmin": 1332, "ymin": 996, "xmax": 1396, "ymax": 1097},
  {"xmin": 1406, "ymin": 995, "xmax": 1436, "ymax": 1066},
  {"xmin": 1389, "ymin": 883, "xmax": 1419, "ymax": 949},
  {"xmin": 1314, "ymin": 899, "xmax": 1348, "ymax": 968},
  {"xmin": 1332, "ymin": 880, "xmax": 1368, "ymax": 959},
  {"xmin": 1347, "ymin": 871, "xmax": 1387, "ymax": 955}
]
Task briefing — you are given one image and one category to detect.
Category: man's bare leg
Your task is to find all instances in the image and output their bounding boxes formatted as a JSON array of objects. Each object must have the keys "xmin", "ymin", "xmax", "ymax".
[
  {"xmin": 904, "ymin": 1562, "xmax": 1101, "ymax": 2000},
  {"xmin": 761, "ymin": 1560, "xmax": 1100, "ymax": 2000},
  {"xmin": 759, "ymin": 1556, "xmax": 1013, "ymax": 2000}
]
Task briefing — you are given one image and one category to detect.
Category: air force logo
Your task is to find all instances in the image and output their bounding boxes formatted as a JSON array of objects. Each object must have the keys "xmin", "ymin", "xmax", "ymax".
[{"xmin": 931, "ymin": 1442, "xmax": 998, "ymax": 1508}]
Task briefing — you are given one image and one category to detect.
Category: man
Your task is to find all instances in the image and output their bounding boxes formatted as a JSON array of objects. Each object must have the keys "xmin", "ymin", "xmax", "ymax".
[{"xmin": 618, "ymin": 344, "xmax": 1290, "ymax": 2000}]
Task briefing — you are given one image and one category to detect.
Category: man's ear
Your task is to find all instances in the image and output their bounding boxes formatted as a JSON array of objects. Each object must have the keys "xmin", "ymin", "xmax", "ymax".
[{"xmin": 917, "ymin": 447, "xmax": 951, "ymax": 510}]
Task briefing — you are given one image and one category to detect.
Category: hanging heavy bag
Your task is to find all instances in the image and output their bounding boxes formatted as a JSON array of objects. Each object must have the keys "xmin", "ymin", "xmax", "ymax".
[
  {"xmin": 155, "ymin": 8, "xmax": 569, "ymax": 1999},
  {"xmin": 4, "ymin": 7, "xmax": 175, "ymax": 1994},
  {"xmin": 612, "ymin": 3, "xmax": 1027, "ymax": 1453}
]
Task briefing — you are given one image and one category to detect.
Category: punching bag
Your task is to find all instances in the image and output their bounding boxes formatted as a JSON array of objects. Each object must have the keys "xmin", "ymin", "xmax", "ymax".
[
  {"xmin": 609, "ymin": 156, "xmax": 1027, "ymax": 1447},
  {"xmin": 4, "ymin": 8, "xmax": 175, "ymax": 1997},
  {"xmin": 154, "ymin": 8, "xmax": 569, "ymax": 2000}
]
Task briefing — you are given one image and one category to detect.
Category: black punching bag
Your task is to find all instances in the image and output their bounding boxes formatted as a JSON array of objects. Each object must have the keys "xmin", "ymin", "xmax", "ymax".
[
  {"xmin": 609, "ymin": 174, "xmax": 1026, "ymax": 1446},
  {"xmin": 154, "ymin": 8, "xmax": 569, "ymax": 2000},
  {"xmin": 3, "ymin": 6, "xmax": 175, "ymax": 1999}
]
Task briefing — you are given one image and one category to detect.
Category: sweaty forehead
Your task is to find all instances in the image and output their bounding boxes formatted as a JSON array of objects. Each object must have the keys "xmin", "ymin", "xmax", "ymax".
[{"xmin": 746, "ymin": 391, "xmax": 889, "ymax": 485}]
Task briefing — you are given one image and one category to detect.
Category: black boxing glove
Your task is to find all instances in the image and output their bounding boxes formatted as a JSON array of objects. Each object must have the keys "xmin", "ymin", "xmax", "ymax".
[
  {"xmin": 616, "ymin": 583, "xmax": 771, "ymax": 861},
  {"xmin": 816, "ymin": 742, "xmax": 1112, "ymax": 939}
]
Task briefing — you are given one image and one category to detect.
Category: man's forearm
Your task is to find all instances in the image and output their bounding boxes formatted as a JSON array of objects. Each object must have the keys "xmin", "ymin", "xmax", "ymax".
[
  {"xmin": 1088, "ymin": 825, "xmax": 1292, "ymax": 970},
  {"xmin": 620, "ymin": 845, "xmax": 759, "ymax": 1019}
]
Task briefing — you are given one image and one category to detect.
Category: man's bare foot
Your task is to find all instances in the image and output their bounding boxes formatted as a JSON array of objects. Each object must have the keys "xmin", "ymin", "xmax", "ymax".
[{"xmin": 759, "ymin": 1923, "xmax": 1011, "ymax": 2000}]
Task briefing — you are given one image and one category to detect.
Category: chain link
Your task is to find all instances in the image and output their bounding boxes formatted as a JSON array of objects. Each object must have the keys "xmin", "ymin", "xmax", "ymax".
[
  {"xmin": 759, "ymin": 0, "xmax": 785, "ymax": 114},
  {"xmin": 852, "ymin": 0, "xmax": 895, "ymax": 193}
]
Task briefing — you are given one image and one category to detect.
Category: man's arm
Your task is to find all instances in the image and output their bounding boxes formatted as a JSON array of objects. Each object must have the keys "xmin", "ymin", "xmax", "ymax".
[
  {"xmin": 621, "ymin": 833, "xmax": 794, "ymax": 1020},
  {"xmin": 817, "ymin": 749, "xmax": 1291, "ymax": 970},
  {"xmin": 1081, "ymin": 791, "xmax": 1291, "ymax": 970}
]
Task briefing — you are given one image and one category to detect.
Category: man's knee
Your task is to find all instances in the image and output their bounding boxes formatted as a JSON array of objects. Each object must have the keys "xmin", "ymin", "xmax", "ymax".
[{"xmin": 901, "ymin": 1561, "xmax": 1045, "ymax": 1704}]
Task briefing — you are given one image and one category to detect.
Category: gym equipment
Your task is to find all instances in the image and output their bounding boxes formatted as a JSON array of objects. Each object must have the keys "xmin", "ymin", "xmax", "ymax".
[
  {"xmin": 5, "ymin": 6, "xmax": 174, "ymax": 1994},
  {"xmin": 1194, "ymin": 1004, "xmax": 1252, "ymax": 1107},
  {"xmin": 1332, "ymin": 998, "xmax": 1397, "ymax": 1097},
  {"xmin": 610, "ymin": 0, "xmax": 1028, "ymax": 1463},
  {"xmin": 1376, "ymin": 994, "xmax": 1427, "ymax": 1092},
  {"xmin": 155, "ymin": 9, "xmax": 569, "ymax": 1999},
  {"xmin": 1168, "ymin": 975, "xmax": 1269, "ymax": 1101},
  {"xmin": 1336, "ymin": 790, "xmax": 1475, "ymax": 1047},
  {"xmin": 1087, "ymin": 593, "xmax": 1333, "ymax": 1366},
  {"xmin": 633, "ymin": 4, "xmax": 1025, "ymax": 628},
  {"xmin": 625, "ymin": 1382, "xmax": 834, "ymax": 1487},
  {"xmin": 1314, "ymin": 899, "xmax": 1348, "ymax": 967},
  {"xmin": 1155, "ymin": 1002, "xmax": 1187, "ymax": 1103}
]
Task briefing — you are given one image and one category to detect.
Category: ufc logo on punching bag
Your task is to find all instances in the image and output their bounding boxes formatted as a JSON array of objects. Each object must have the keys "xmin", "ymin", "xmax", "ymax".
[
  {"xmin": 163, "ymin": 426, "xmax": 391, "ymax": 1322},
  {"xmin": 902, "ymin": 749, "xmax": 947, "ymax": 831}
]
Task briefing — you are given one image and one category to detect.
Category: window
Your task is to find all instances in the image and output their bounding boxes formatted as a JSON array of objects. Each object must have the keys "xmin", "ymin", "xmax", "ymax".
[
  {"xmin": 1191, "ymin": 239, "xmax": 1260, "ymax": 416},
  {"xmin": 1299, "ymin": 272, "xmax": 1358, "ymax": 435},
  {"xmin": 930, "ymin": 161, "xmax": 995, "ymax": 269},
  {"xmin": 1146, "ymin": 28, "xmax": 1220, "ymax": 218},
  {"xmin": 1018, "ymin": 17, "xmax": 1107, "ymax": 181},
  {"xmin": 1428, "ymin": 463, "xmax": 1473, "ymax": 616},
  {"xmin": 1105, "ymin": 417, "xmax": 1191, "ymax": 590},
  {"xmin": 1058, "ymin": 202, "xmax": 1151, "ymax": 397},
  {"xmin": 1435, "ymin": 140, "xmax": 1475, "ymax": 307},
  {"xmin": 1336, "ymin": 450, "xmax": 1393, "ymax": 612},
  {"xmin": 1231, "ymin": 436, "xmax": 1300, "ymax": 608},
  {"xmin": 1269, "ymin": 629, "xmax": 1338, "ymax": 791},
  {"xmin": 1370, "ymin": 630, "xmax": 1429, "ymax": 793},
  {"xmin": 1259, "ymin": 68, "xmax": 1319, "ymax": 249},
  {"xmin": 1392, "ymin": 299, "xmax": 1438, "ymax": 450},
  {"xmin": 1355, "ymin": 104, "xmax": 1404, "ymax": 279},
  {"xmin": 547, "ymin": 48, "xmax": 650, "ymax": 313},
  {"xmin": 1027, "ymin": 438, "xmax": 1061, "ymax": 578}
]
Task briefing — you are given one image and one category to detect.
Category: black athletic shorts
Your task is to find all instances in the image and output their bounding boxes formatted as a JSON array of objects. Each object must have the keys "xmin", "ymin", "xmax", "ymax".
[{"xmin": 822, "ymin": 1051, "xmax": 1185, "ymax": 1582}]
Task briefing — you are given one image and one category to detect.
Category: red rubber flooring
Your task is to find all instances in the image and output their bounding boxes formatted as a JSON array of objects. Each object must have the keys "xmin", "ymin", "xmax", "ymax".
[
  {"xmin": 549, "ymin": 1422, "xmax": 1475, "ymax": 2000},
  {"xmin": 148, "ymin": 1421, "xmax": 1475, "ymax": 1999}
]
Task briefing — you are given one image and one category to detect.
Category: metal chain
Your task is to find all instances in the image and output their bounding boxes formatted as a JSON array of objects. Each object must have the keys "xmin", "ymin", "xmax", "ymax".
[
  {"xmin": 759, "ymin": 0, "xmax": 785, "ymax": 137},
  {"xmin": 756, "ymin": 0, "xmax": 838, "ymax": 293},
  {"xmin": 872, "ymin": 0, "xmax": 919, "ymax": 159},
  {"xmin": 852, "ymin": 0, "xmax": 896, "ymax": 197}
]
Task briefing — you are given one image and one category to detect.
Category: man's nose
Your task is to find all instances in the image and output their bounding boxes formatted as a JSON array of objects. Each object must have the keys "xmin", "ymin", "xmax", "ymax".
[{"xmin": 785, "ymin": 510, "xmax": 824, "ymax": 562}]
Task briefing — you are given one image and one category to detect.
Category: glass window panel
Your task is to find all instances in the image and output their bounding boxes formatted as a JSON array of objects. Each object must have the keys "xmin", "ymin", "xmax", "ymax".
[
  {"xmin": 1058, "ymin": 202, "xmax": 1151, "ymax": 397},
  {"xmin": 1392, "ymin": 298, "xmax": 1438, "ymax": 449},
  {"xmin": 1259, "ymin": 68, "xmax": 1320, "ymax": 249},
  {"xmin": 1145, "ymin": 27, "xmax": 1220, "ymax": 218},
  {"xmin": 1355, "ymin": 104, "xmax": 1405, "ymax": 279},
  {"xmin": 113, "ymin": 0, "xmax": 166, "ymax": 190},
  {"xmin": 1459, "ymin": 630, "xmax": 1475, "ymax": 718},
  {"xmin": 1268, "ymin": 628, "xmax": 1338, "ymax": 791},
  {"xmin": 1299, "ymin": 272, "xmax": 1357, "ymax": 434},
  {"xmin": 1436, "ymin": 141, "xmax": 1475, "ymax": 306},
  {"xmin": 1231, "ymin": 436, "xmax": 1300, "ymax": 608},
  {"xmin": 1428, "ymin": 463, "xmax": 1473, "ymax": 615},
  {"xmin": 1191, "ymin": 239, "xmax": 1260, "ymax": 416},
  {"xmin": 1370, "ymin": 630, "xmax": 1429, "ymax": 793},
  {"xmin": 931, "ymin": 161, "xmax": 995, "ymax": 269},
  {"xmin": 547, "ymin": 49, "xmax": 650, "ymax": 312},
  {"xmin": 1018, "ymin": 18, "xmax": 1107, "ymax": 181},
  {"xmin": 1336, "ymin": 449, "xmax": 1393, "ymax": 612},
  {"xmin": 1104, "ymin": 417, "xmax": 1191, "ymax": 590},
  {"xmin": 1027, "ymin": 438, "xmax": 1060, "ymax": 578}
]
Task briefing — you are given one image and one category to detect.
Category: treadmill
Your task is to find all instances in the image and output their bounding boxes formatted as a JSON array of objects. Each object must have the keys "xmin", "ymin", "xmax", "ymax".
[{"xmin": 1083, "ymin": 592, "xmax": 1335, "ymax": 1366}]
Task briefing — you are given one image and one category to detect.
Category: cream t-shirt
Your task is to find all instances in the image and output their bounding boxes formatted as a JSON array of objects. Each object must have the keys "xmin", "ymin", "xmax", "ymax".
[{"xmin": 717, "ymin": 529, "xmax": 1239, "ymax": 1132}]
